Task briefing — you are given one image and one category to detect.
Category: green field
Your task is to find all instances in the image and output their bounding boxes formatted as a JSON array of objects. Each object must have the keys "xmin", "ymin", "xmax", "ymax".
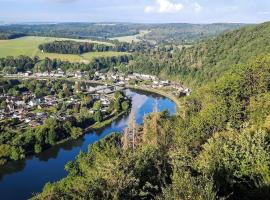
[
  {"xmin": 110, "ymin": 30, "xmax": 150, "ymax": 43},
  {"xmin": 0, "ymin": 36, "xmax": 128, "ymax": 63}
]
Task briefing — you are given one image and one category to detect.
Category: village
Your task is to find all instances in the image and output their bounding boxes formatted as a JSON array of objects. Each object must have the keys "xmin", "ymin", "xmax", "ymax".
[
  {"xmin": 1, "ymin": 68, "xmax": 191, "ymax": 128},
  {"xmin": 0, "ymin": 80, "xmax": 127, "ymax": 129},
  {"xmin": 5, "ymin": 69, "xmax": 191, "ymax": 97}
]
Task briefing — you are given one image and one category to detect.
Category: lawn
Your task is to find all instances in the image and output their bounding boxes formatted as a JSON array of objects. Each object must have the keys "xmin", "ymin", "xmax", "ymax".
[{"xmin": 0, "ymin": 36, "xmax": 127, "ymax": 63}]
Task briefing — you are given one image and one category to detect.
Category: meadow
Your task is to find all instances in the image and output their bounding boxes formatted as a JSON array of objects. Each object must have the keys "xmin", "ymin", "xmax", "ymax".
[
  {"xmin": 0, "ymin": 36, "xmax": 128, "ymax": 63},
  {"xmin": 110, "ymin": 30, "xmax": 150, "ymax": 43}
]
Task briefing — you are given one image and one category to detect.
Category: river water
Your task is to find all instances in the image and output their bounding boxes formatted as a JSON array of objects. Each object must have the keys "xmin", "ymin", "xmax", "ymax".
[{"xmin": 0, "ymin": 89, "xmax": 176, "ymax": 200}]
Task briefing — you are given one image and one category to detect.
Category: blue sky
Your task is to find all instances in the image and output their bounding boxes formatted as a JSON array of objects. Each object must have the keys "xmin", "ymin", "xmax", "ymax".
[{"xmin": 0, "ymin": 0, "xmax": 269, "ymax": 23}]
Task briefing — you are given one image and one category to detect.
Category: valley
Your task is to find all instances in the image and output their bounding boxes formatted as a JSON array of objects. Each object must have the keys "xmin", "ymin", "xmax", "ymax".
[{"xmin": 0, "ymin": 18, "xmax": 270, "ymax": 200}]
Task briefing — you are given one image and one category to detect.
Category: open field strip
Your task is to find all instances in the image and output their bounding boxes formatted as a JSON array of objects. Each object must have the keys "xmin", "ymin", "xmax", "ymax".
[
  {"xmin": 110, "ymin": 30, "xmax": 150, "ymax": 43},
  {"xmin": 0, "ymin": 36, "xmax": 128, "ymax": 62}
]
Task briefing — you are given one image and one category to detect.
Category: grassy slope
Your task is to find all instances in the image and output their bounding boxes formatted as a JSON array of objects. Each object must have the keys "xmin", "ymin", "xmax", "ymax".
[
  {"xmin": 0, "ymin": 36, "xmax": 128, "ymax": 63},
  {"xmin": 110, "ymin": 30, "xmax": 150, "ymax": 43}
]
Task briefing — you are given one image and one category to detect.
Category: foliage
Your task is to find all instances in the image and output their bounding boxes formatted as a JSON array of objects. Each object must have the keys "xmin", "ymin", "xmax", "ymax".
[{"xmin": 39, "ymin": 40, "xmax": 112, "ymax": 54}]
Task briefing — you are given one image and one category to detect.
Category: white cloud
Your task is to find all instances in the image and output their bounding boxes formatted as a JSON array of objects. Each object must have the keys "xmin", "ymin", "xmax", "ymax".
[
  {"xmin": 192, "ymin": 2, "xmax": 203, "ymax": 12},
  {"xmin": 144, "ymin": 0, "xmax": 184, "ymax": 13}
]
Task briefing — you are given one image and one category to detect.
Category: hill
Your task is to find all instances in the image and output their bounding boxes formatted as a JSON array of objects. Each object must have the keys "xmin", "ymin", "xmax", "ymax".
[
  {"xmin": 0, "ymin": 23, "xmax": 245, "ymax": 44},
  {"xmin": 129, "ymin": 22, "xmax": 270, "ymax": 86}
]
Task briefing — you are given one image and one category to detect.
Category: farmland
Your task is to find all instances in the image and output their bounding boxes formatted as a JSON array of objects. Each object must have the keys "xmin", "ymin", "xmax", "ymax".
[{"xmin": 0, "ymin": 36, "xmax": 128, "ymax": 63}]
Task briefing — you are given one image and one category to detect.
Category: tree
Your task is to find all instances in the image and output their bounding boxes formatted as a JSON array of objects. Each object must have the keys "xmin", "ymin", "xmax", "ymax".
[
  {"xmin": 70, "ymin": 127, "xmax": 83, "ymax": 139},
  {"xmin": 121, "ymin": 101, "xmax": 130, "ymax": 111},
  {"xmin": 94, "ymin": 111, "xmax": 103, "ymax": 122},
  {"xmin": 196, "ymin": 129, "xmax": 270, "ymax": 198},
  {"xmin": 93, "ymin": 100, "xmax": 102, "ymax": 111},
  {"xmin": 114, "ymin": 100, "xmax": 121, "ymax": 112},
  {"xmin": 34, "ymin": 143, "xmax": 42, "ymax": 154}
]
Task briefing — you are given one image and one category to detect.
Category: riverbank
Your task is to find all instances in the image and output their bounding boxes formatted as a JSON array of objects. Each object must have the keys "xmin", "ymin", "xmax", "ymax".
[
  {"xmin": 126, "ymin": 85, "xmax": 183, "ymax": 112},
  {"xmin": 85, "ymin": 110, "xmax": 127, "ymax": 131}
]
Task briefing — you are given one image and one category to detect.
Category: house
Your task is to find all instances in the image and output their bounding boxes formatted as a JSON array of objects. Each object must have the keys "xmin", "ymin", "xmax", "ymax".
[
  {"xmin": 74, "ymin": 71, "xmax": 83, "ymax": 78},
  {"xmin": 24, "ymin": 71, "xmax": 33, "ymax": 77},
  {"xmin": 29, "ymin": 99, "xmax": 42, "ymax": 107},
  {"xmin": 100, "ymin": 97, "xmax": 110, "ymax": 106},
  {"xmin": 54, "ymin": 69, "xmax": 65, "ymax": 77}
]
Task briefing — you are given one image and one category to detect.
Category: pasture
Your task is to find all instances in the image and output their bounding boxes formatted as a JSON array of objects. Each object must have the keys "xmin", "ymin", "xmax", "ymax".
[{"xmin": 0, "ymin": 36, "xmax": 127, "ymax": 63}]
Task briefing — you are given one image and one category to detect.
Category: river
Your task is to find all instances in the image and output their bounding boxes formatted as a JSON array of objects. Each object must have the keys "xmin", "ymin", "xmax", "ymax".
[{"xmin": 0, "ymin": 89, "xmax": 177, "ymax": 200}]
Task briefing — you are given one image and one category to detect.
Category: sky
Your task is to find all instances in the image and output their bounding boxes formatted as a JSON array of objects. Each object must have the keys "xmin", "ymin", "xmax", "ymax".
[{"xmin": 0, "ymin": 0, "xmax": 270, "ymax": 24}]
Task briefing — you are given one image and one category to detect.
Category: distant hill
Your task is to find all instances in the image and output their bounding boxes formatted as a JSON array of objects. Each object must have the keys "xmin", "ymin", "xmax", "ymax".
[
  {"xmin": 0, "ymin": 22, "xmax": 245, "ymax": 44},
  {"xmin": 142, "ymin": 23, "xmax": 245, "ymax": 44}
]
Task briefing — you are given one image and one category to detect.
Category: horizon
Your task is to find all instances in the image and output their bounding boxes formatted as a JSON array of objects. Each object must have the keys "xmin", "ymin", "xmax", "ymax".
[{"xmin": 1, "ymin": 0, "xmax": 269, "ymax": 24}]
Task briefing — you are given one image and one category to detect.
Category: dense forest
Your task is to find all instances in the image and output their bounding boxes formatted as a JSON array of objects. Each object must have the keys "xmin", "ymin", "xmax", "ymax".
[
  {"xmin": 129, "ymin": 22, "xmax": 270, "ymax": 86},
  {"xmin": 38, "ymin": 40, "xmax": 145, "ymax": 54},
  {"xmin": 0, "ymin": 23, "xmax": 245, "ymax": 44},
  {"xmin": 38, "ymin": 41, "xmax": 112, "ymax": 54},
  {"xmin": 0, "ymin": 54, "xmax": 132, "ymax": 74},
  {"xmin": 142, "ymin": 23, "xmax": 244, "ymax": 44},
  {"xmin": 0, "ymin": 31, "xmax": 26, "ymax": 40}
]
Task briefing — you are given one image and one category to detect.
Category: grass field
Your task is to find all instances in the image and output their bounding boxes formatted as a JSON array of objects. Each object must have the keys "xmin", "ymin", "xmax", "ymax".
[
  {"xmin": 0, "ymin": 36, "xmax": 128, "ymax": 63},
  {"xmin": 110, "ymin": 30, "xmax": 150, "ymax": 43}
]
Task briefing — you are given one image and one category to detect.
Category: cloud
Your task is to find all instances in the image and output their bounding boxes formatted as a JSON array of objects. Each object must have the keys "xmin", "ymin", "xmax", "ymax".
[
  {"xmin": 192, "ymin": 2, "xmax": 203, "ymax": 12},
  {"xmin": 144, "ymin": 0, "xmax": 184, "ymax": 13}
]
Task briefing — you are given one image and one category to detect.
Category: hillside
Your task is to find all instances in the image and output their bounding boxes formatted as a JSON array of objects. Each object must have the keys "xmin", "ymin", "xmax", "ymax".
[
  {"xmin": 129, "ymin": 22, "xmax": 270, "ymax": 86},
  {"xmin": 142, "ymin": 23, "xmax": 244, "ymax": 44},
  {"xmin": 0, "ymin": 23, "xmax": 245, "ymax": 44}
]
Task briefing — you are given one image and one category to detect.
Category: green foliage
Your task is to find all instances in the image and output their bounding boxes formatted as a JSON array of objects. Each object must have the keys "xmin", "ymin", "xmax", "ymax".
[
  {"xmin": 34, "ymin": 143, "xmax": 42, "ymax": 154},
  {"xmin": 93, "ymin": 111, "xmax": 103, "ymax": 122},
  {"xmin": 121, "ymin": 101, "xmax": 130, "ymax": 111},
  {"xmin": 70, "ymin": 127, "xmax": 83, "ymax": 139},
  {"xmin": 196, "ymin": 129, "xmax": 270, "ymax": 198},
  {"xmin": 130, "ymin": 22, "xmax": 270, "ymax": 86},
  {"xmin": 93, "ymin": 100, "xmax": 101, "ymax": 111},
  {"xmin": 39, "ymin": 40, "xmax": 112, "ymax": 54}
]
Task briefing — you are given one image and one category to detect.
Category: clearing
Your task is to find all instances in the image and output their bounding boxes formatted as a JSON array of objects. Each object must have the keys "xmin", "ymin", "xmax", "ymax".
[{"xmin": 110, "ymin": 30, "xmax": 150, "ymax": 43}]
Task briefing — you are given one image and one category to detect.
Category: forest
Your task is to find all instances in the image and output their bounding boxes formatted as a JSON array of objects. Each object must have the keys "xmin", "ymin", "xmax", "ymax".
[
  {"xmin": 38, "ymin": 40, "xmax": 145, "ymax": 54},
  {"xmin": 38, "ymin": 41, "xmax": 112, "ymax": 54},
  {"xmin": 0, "ymin": 54, "xmax": 132, "ymax": 74},
  {"xmin": 0, "ymin": 31, "xmax": 26, "ymax": 40},
  {"xmin": 128, "ymin": 22, "xmax": 270, "ymax": 86}
]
